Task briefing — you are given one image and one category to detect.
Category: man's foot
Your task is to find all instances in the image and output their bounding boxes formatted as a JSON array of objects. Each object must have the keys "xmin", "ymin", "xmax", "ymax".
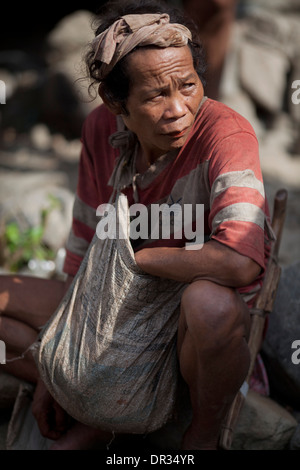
[
  {"xmin": 181, "ymin": 425, "xmax": 219, "ymax": 450},
  {"xmin": 49, "ymin": 421, "xmax": 114, "ymax": 450}
]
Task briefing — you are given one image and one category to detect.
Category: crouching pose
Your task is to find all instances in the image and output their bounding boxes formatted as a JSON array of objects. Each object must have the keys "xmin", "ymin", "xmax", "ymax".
[{"xmin": 0, "ymin": 0, "xmax": 271, "ymax": 450}]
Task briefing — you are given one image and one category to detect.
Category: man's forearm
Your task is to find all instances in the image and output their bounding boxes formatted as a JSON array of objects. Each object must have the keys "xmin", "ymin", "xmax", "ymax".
[{"xmin": 135, "ymin": 240, "xmax": 261, "ymax": 288}]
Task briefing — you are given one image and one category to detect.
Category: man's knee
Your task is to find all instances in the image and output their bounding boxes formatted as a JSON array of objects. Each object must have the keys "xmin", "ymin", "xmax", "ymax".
[{"xmin": 180, "ymin": 280, "xmax": 250, "ymax": 345}]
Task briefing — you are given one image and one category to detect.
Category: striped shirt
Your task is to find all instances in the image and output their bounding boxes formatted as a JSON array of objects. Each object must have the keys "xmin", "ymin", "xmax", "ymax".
[{"xmin": 64, "ymin": 98, "xmax": 271, "ymax": 304}]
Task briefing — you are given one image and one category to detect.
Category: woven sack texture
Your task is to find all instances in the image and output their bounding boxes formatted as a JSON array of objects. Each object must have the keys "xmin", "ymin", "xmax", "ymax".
[{"xmin": 35, "ymin": 193, "xmax": 186, "ymax": 434}]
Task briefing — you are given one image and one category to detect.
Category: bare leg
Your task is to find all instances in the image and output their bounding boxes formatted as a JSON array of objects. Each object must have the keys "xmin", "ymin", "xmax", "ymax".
[
  {"xmin": 177, "ymin": 279, "xmax": 250, "ymax": 450},
  {"xmin": 0, "ymin": 275, "xmax": 70, "ymax": 382},
  {"xmin": 1, "ymin": 315, "xmax": 39, "ymax": 382},
  {"xmin": 0, "ymin": 275, "xmax": 68, "ymax": 329}
]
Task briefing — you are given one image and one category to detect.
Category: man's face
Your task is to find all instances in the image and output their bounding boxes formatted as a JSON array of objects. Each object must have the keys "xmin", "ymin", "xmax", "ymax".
[{"xmin": 122, "ymin": 45, "xmax": 204, "ymax": 162}]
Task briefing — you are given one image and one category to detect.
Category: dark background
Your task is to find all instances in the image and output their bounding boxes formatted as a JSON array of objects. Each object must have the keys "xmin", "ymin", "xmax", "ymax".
[{"xmin": 0, "ymin": 4, "xmax": 106, "ymax": 50}]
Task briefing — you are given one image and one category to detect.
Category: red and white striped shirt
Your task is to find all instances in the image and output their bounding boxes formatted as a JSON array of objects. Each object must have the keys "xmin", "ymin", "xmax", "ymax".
[{"xmin": 64, "ymin": 98, "xmax": 271, "ymax": 304}]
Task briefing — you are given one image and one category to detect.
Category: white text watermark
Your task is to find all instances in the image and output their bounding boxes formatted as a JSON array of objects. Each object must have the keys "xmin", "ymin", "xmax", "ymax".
[
  {"xmin": 291, "ymin": 80, "xmax": 300, "ymax": 105},
  {"xmin": 0, "ymin": 80, "xmax": 6, "ymax": 104},
  {"xmin": 0, "ymin": 340, "xmax": 6, "ymax": 364},
  {"xmin": 96, "ymin": 203, "xmax": 204, "ymax": 250},
  {"xmin": 291, "ymin": 340, "xmax": 300, "ymax": 365}
]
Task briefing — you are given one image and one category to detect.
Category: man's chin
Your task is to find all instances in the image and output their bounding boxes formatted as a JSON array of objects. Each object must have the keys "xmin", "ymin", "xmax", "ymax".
[{"xmin": 167, "ymin": 134, "xmax": 189, "ymax": 150}]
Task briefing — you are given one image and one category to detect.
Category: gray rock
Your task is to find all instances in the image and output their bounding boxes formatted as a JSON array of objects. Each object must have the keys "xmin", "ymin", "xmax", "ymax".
[
  {"xmin": 259, "ymin": 149, "xmax": 300, "ymax": 190},
  {"xmin": 42, "ymin": 10, "xmax": 102, "ymax": 136},
  {"xmin": 29, "ymin": 124, "xmax": 52, "ymax": 152},
  {"xmin": 51, "ymin": 134, "xmax": 81, "ymax": 163},
  {"xmin": 239, "ymin": 40, "xmax": 290, "ymax": 114},
  {"xmin": 46, "ymin": 10, "xmax": 94, "ymax": 57},
  {"xmin": 232, "ymin": 390, "xmax": 298, "ymax": 450},
  {"xmin": 241, "ymin": 0, "xmax": 300, "ymax": 13},
  {"xmin": 261, "ymin": 261, "xmax": 300, "ymax": 409},
  {"xmin": 258, "ymin": 115, "xmax": 300, "ymax": 190},
  {"xmin": 244, "ymin": 9, "xmax": 297, "ymax": 59},
  {"xmin": 264, "ymin": 182, "xmax": 300, "ymax": 268},
  {"xmin": 220, "ymin": 8, "xmax": 300, "ymax": 161},
  {"xmin": 290, "ymin": 423, "xmax": 300, "ymax": 450}
]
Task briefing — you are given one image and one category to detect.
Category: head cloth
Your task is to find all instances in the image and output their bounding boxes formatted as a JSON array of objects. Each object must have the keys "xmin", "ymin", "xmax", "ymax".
[{"xmin": 92, "ymin": 13, "xmax": 192, "ymax": 79}]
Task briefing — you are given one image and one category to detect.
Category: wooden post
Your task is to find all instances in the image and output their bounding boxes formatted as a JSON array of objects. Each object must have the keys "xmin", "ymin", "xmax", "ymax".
[{"xmin": 219, "ymin": 188, "xmax": 288, "ymax": 450}]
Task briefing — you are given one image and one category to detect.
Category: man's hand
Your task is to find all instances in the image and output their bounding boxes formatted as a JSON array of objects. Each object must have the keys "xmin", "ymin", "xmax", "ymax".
[{"xmin": 32, "ymin": 378, "xmax": 72, "ymax": 440}]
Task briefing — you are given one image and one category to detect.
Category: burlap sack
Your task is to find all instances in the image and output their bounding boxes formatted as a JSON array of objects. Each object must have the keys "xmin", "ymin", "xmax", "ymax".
[{"xmin": 34, "ymin": 193, "xmax": 186, "ymax": 434}]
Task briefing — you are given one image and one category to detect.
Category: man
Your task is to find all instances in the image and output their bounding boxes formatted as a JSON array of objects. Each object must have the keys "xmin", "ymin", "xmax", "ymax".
[{"xmin": 0, "ymin": 0, "xmax": 270, "ymax": 450}]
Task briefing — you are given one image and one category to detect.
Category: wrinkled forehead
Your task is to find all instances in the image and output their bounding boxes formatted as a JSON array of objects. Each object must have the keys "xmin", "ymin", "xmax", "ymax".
[{"xmin": 126, "ymin": 45, "xmax": 196, "ymax": 85}]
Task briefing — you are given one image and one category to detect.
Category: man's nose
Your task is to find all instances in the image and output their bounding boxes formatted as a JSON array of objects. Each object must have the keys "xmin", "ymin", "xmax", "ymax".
[{"xmin": 163, "ymin": 94, "xmax": 186, "ymax": 120}]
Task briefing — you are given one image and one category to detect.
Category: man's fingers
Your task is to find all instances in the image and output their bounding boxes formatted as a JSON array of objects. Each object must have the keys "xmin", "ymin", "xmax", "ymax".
[
  {"xmin": 34, "ymin": 409, "xmax": 58, "ymax": 440},
  {"xmin": 33, "ymin": 401, "xmax": 65, "ymax": 440},
  {"xmin": 53, "ymin": 401, "xmax": 71, "ymax": 432}
]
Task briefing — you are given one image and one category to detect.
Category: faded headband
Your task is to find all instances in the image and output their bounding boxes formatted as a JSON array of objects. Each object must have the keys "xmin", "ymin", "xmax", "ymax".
[{"xmin": 92, "ymin": 13, "xmax": 192, "ymax": 80}]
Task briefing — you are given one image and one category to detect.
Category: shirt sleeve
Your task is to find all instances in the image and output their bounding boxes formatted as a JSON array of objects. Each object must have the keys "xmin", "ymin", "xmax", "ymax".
[
  {"xmin": 63, "ymin": 136, "xmax": 99, "ymax": 277},
  {"xmin": 63, "ymin": 105, "xmax": 118, "ymax": 277},
  {"xmin": 208, "ymin": 130, "xmax": 267, "ymax": 271}
]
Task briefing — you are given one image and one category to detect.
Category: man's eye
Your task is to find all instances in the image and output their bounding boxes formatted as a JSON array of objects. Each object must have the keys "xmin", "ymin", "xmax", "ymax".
[
  {"xmin": 146, "ymin": 93, "xmax": 163, "ymax": 102},
  {"xmin": 183, "ymin": 82, "xmax": 195, "ymax": 89}
]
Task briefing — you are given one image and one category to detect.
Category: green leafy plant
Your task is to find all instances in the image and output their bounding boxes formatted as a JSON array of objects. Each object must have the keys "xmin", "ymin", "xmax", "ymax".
[{"xmin": 1, "ymin": 194, "xmax": 61, "ymax": 272}]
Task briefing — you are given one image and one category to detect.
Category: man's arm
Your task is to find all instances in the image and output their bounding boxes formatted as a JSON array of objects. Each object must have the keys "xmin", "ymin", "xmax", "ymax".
[{"xmin": 135, "ymin": 239, "xmax": 261, "ymax": 288}]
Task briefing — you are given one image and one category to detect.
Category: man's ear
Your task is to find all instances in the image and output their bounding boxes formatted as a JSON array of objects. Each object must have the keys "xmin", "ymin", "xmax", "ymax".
[{"xmin": 98, "ymin": 83, "xmax": 123, "ymax": 115}]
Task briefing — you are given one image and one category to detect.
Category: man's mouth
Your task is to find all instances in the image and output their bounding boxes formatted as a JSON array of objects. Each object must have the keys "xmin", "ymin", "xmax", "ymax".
[{"xmin": 164, "ymin": 127, "xmax": 189, "ymax": 138}]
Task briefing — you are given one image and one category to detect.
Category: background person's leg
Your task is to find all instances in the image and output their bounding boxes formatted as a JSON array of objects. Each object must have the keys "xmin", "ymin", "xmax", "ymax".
[
  {"xmin": 0, "ymin": 275, "xmax": 67, "ymax": 329},
  {"xmin": 1, "ymin": 315, "xmax": 39, "ymax": 382},
  {"xmin": 182, "ymin": 0, "xmax": 238, "ymax": 99},
  {"xmin": 0, "ymin": 275, "xmax": 71, "ymax": 382}
]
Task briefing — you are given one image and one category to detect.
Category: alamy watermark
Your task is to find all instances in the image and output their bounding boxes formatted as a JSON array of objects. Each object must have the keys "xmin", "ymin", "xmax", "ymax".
[
  {"xmin": 291, "ymin": 340, "xmax": 300, "ymax": 365},
  {"xmin": 0, "ymin": 340, "xmax": 6, "ymax": 364},
  {"xmin": 0, "ymin": 80, "xmax": 6, "ymax": 104},
  {"xmin": 96, "ymin": 203, "xmax": 204, "ymax": 250},
  {"xmin": 291, "ymin": 80, "xmax": 300, "ymax": 105}
]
